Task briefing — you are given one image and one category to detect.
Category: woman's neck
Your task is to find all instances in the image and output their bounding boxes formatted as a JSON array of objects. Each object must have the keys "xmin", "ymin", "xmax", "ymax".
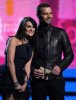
[{"xmin": 21, "ymin": 38, "xmax": 28, "ymax": 44}]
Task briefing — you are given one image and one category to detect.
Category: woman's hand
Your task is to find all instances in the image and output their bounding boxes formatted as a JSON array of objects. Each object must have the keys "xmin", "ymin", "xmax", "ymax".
[{"xmin": 15, "ymin": 84, "xmax": 22, "ymax": 92}]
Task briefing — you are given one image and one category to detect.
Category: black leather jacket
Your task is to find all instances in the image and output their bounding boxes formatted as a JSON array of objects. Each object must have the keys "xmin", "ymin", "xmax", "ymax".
[{"xmin": 32, "ymin": 24, "xmax": 74, "ymax": 80}]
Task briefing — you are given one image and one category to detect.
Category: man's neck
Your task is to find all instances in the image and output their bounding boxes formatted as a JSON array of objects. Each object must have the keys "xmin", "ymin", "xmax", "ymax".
[
  {"xmin": 39, "ymin": 21, "xmax": 51, "ymax": 27},
  {"xmin": 38, "ymin": 21, "xmax": 51, "ymax": 31}
]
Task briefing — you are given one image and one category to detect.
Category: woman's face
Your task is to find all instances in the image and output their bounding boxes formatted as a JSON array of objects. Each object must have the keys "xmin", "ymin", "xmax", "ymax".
[{"xmin": 25, "ymin": 21, "xmax": 35, "ymax": 37}]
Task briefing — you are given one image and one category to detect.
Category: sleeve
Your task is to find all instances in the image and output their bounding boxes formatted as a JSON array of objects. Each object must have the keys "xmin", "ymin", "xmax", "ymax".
[{"xmin": 59, "ymin": 29, "xmax": 74, "ymax": 72}]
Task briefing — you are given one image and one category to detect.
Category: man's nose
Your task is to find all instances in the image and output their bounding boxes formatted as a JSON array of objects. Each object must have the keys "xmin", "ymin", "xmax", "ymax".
[{"xmin": 47, "ymin": 14, "xmax": 51, "ymax": 18}]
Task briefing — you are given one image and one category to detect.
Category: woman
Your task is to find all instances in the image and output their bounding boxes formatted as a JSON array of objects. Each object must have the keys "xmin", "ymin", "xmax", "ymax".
[{"xmin": 0, "ymin": 17, "xmax": 37, "ymax": 100}]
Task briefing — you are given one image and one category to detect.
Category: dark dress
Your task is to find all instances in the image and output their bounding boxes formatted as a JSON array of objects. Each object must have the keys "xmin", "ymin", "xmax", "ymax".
[{"xmin": 0, "ymin": 43, "xmax": 32, "ymax": 100}]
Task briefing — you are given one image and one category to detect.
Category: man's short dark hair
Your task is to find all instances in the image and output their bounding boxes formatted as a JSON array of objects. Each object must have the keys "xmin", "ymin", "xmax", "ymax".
[{"xmin": 37, "ymin": 3, "xmax": 50, "ymax": 15}]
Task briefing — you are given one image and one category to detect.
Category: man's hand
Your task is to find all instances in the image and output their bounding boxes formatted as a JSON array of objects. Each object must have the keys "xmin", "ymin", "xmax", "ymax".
[
  {"xmin": 52, "ymin": 66, "xmax": 61, "ymax": 75},
  {"xmin": 33, "ymin": 69, "xmax": 44, "ymax": 79}
]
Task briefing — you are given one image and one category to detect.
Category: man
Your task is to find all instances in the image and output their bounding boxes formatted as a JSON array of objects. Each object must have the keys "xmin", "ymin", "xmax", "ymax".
[{"xmin": 31, "ymin": 3, "xmax": 74, "ymax": 100}]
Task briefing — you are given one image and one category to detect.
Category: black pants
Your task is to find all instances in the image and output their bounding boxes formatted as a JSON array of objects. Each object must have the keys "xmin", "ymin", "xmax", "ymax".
[{"xmin": 31, "ymin": 78, "xmax": 65, "ymax": 100}]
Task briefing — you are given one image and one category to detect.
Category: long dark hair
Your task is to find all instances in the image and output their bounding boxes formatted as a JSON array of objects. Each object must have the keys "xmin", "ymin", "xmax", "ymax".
[{"xmin": 15, "ymin": 17, "xmax": 37, "ymax": 48}]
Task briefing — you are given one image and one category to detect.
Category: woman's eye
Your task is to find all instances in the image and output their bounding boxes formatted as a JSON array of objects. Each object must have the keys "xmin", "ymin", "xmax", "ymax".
[{"xmin": 27, "ymin": 25, "xmax": 31, "ymax": 28}]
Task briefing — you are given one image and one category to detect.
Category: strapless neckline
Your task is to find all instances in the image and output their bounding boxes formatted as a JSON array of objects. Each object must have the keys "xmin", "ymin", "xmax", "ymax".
[{"xmin": 16, "ymin": 43, "xmax": 29, "ymax": 48}]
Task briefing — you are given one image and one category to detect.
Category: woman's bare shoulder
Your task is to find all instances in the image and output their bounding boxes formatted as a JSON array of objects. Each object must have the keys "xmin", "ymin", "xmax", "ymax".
[{"xmin": 8, "ymin": 37, "xmax": 18, "ymax": 47}]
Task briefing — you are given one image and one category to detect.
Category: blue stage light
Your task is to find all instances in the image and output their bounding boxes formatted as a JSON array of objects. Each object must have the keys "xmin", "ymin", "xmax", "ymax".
[
  {"xmin": 64, "ymin": 96, "xmax": 76, "ymax": 100},
  {"xmin": 65, "ymin": 81, "xmax": 76, "ymax": 92},
  {"xmin": 63, "ymin": 69, "xmax": 76, "ymax": 78}
]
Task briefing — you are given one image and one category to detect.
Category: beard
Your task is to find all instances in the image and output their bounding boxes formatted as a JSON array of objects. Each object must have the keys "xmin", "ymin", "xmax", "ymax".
[{"xmin": 39, "ymin": 16, "xmax": 52, "ymax": 25}]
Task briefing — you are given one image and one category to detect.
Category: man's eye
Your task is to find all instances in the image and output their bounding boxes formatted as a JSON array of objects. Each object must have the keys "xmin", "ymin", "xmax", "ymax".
[{"xmin": 43, "ymin": 13, "xmax": 47, "ymax": 15}]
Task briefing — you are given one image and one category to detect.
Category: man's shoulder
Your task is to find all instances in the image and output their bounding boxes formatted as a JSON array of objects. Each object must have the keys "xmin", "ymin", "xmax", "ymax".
[{"xmin": 52, "ymin": 25, "xmax": 65, "ymax": 32}]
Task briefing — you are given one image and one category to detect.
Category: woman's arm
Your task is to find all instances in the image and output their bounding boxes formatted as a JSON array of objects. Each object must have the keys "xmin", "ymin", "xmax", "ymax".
[
  {"xmin": 21, "ymin": 51, "xmax": 34, "ymax": 92},
  {"xmin": 7, "ymin": 37, "xmax": 18, "ymax": 83},
  {"xmin": 7, "ymin": 37, "xmax": 22, "ymax": 91},
  {"xmin": 24, "ymin": 51, "xmax": 34, "ymax": 82}
]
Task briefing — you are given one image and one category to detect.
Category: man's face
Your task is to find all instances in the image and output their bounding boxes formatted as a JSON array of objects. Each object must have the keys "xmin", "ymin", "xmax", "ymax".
[{"xmin": 38, "ymin": 7, "xmax": 53, "ymax": 24}]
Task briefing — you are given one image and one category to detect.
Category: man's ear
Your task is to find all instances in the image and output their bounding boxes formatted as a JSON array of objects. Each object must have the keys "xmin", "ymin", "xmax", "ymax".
[{"xmin": 36, "ymin": 13, "xmax": 39, "ymax": 18}]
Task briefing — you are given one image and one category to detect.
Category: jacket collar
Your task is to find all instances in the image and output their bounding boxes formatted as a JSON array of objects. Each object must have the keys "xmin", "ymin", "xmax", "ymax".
[{"xmin": 37, "ymin": 23, "xmax": 53, "ymax": 37}]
